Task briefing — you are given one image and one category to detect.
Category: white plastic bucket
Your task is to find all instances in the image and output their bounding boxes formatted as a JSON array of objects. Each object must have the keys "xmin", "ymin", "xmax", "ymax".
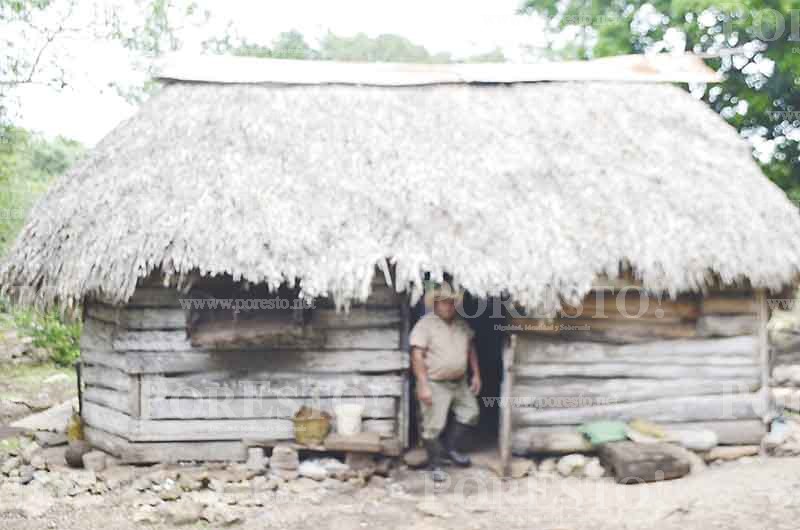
[{"xmin": 334, "ymin": 404, "xmax": 364, "ymax": 436}]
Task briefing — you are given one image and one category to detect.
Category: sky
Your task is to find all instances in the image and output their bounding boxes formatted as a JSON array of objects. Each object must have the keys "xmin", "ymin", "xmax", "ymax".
[{"xmin": 10, "ymin": 0, "xmax": 549, "ymax": 146}]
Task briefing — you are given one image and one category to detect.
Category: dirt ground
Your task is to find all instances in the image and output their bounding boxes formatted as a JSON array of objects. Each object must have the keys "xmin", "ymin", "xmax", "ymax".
[{"xmin": 0, "ymin": 455, "xmax": 799, "ymax": 530}]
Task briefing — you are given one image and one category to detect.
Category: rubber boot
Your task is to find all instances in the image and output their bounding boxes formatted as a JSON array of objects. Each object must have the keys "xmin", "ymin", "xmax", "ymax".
[
  {"xmin": 445, "ymin": 422, "xmax": 472, "ymax": 467},
  {"xmin": 423, "ymin": 438, "xmax": 447, "ymax": 483}
]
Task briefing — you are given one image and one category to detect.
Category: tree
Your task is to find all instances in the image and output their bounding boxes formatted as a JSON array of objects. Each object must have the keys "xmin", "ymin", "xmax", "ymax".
[{"xmin": 522, "ymin": 0, "xmax": 800, "ymax": 201}]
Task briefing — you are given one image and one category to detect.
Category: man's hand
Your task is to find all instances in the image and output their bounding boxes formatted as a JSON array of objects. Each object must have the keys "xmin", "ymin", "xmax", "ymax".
[
  {"xmin": 417, "ymin": 382, "xmax": 433, "ymax": 406},
  {"xmin": 469, "ymin": 373, "xmax": 482, "ymax": 395}
]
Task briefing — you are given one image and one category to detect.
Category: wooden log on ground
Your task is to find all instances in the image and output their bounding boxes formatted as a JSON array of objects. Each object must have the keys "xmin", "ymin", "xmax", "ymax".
[
  {"xmin": 599, "ymin": 441, "xmax": 691, "ymax": 483},
  {"xmin": 511, "ymin": 393, "xmax": 765, "ymax": 426},
  {"xmin": 124, "ymin": 349, "xmax": 409, "ymax": 375}
]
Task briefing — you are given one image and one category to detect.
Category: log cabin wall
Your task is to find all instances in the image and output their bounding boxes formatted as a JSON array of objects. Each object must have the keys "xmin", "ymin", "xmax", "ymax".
[
  {"xmin": 79, "ymin": 277, "xmax": 409, "ymax": 463},
  {"xmin": 510, "ymin": 287, "xmax": 769, "ymax": 454}
]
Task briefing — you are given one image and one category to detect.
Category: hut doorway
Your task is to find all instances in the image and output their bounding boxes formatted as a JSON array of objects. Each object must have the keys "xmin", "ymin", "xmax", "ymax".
[{"xmin": 407, "ymin": 293, "xmax": 506, "ymax": 450}]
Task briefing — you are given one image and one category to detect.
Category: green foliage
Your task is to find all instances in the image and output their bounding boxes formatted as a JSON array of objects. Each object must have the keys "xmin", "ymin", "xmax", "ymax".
[
  {"xmin": 205, "ymin": 30, "xmax": 506, "ymax": 64},
  {"xmin": 12, "ymin": 308, "xmax": 81, "ymax": 366},
  {"xmin": 522, "ymin": 0, "xmax": 800, "ymax": 200},
  {"xmin": 0, "ymin": 125, "xmax": 83, "ymax": 253}
]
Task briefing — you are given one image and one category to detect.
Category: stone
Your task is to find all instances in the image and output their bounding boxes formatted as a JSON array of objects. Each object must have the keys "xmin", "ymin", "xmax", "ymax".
[
  {"xmin": 81, "ymin": 450, "xmax": 107, "ymax": 472},
  {"xmin": 157, "ymin": 480, "xmax": 183, "ymax": 501},
  {"xmin": 270, "ymin": 468, "xmax": 299, "ymax": 481},
  {"xmin": 661, "ymin": 444, "xmax": 707, "ymax": 474},
  {"xmin": 598, "ymin": 441, "xmax": 691, "ymax": 484},
  {"xmin": 705, "ymin": 445, "xmax": 760, "ymax": 462},
  {"xmin": 69, "ymin": 469, "xmax": 97, "ymax": 489},
  {"xmin": 2, "ymin": 456, "xmax": 21, "ymax": 475},
  {"xmin": 556, "ymin": 454, "xmax": 587, "ymax": 477},
  {"xmin": 132, "ymin": 492, "xmax": 161, "ymax": 507},
  {"xmin": 161, "ymin": 500, "xmax": 204, "ymax": 525},
  {"xmin": 288, "ymin": 477, "xmax": 321, "ymax": 494},
  {"xmin": 202, "ymin": 504, "xmax": 244, "ymax": 526},
  {"xmin": 374, "ymin": 457, "xmax": 392, "ymax": 477},
  {"xmin": 19, "ymin": 465, "xmax": 35, "ymax": 485},
  {"xmin": 251, "ymin": 475, "xmax": 279, "ymax": 492},
  {"xmin": 245, "ymin": 447, "xmax": 268, "ymax": 473},
  {"xmin": 64, "ymin": 441, "xmax": 91, "ymax": 468},
  {"xmin": 298, "ymin": 460, "xmax": 328, "ymax": 481},
  {"xmin": 369, "ymin": 475, "xmax": 386, "ymax": 488},
  {"xmin": 43, "ymin": 373, "xmax": 71, "ymax": 385},
  {"xmin": 416, "ymin": 500, "xmax": 453, "ymax": 518},
  {"xmin": 33, "ymin": 431, "xmax": 68, "ymax": 448},
  {"xmin": 270, "ymin": 444, "xmax": 299, "ymax": 470},
  {"xmin": 19, "ymin": 441, "xmax": 41, "ymax": 464},
  {"xmin": 29, "ymin": 454, "xmax": 47, "ymax": 470},
  {"xmin": 132, "ymin": 477, "xmax": 152, "ymax": 491},
  {"xmin": 583, "ymin": 458, "xmax": 606, "ymax": 480},
  {"xmin": 99, "ymin": 466, "xmax": 135, "ymax": 489},
  {"xmin": 177, "ymin": 474, "xmax": 203, "ymax": 492},
  {"xmin": 538, "ymin": 458, "xmax": 557, "ymax": 474},
  {"xmin": 133, "ymin": 507, "xmax": 161, "ymax": 524},
  {"xmin": 403, "ymin": 447, "xmax": 428, "ymax": 468}
]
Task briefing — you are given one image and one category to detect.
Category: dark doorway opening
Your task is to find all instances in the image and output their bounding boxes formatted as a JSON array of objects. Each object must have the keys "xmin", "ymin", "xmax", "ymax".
[{"xmin": 407, "ymin": 292, "xmax": 507, "ymax": 450}]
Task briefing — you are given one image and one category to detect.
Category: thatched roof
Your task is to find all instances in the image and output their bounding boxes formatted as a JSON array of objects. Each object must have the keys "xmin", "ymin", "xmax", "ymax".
[{"xmin": 3, "ymin": 56, "xmax": 800, "ymax": 309}]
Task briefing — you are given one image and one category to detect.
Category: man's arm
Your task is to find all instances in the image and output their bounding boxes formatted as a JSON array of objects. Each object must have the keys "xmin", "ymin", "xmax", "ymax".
[
  {"xmin": 468, "ymin": 341, "xmax": 481, "ymax": 395},
  {"xmin": 412, "ymin": 346, "xmax": 433, "ymax": 405}
]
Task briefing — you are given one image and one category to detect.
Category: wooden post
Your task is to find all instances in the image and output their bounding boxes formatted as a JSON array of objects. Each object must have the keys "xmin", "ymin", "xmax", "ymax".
[
  {"xmin": 499, "ymin": 334, "xmax": 516, "ymax": 477},
  {"xmin": 755, "ymin": 289, "xmax": 771, "ymax": 419}
]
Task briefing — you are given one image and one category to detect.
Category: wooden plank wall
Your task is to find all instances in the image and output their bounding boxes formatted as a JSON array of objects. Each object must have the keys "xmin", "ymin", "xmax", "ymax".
[
  {"xmin": 81, "ymin": 275, "xmax": 410, "ymax": 462},
  {"xmin": 510, "ymin": 287, "xmax": 768, "ymax": 454}
]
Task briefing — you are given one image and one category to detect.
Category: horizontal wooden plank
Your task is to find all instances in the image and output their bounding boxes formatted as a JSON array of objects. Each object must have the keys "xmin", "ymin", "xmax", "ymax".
[
  {"xmin": 126, "ymin": 349, "xmax": 409, "ymax": 374},
  {"xmin": 145, "ymin": 372, "xmax": 405, "ymax": 398},
  {"xmin": 511, "ymin": 393, "xmax": 765, "ymax": 426},
  {"xmin": 702, "ymin": 296, "xmax": 758, "ymax": 315},
  {"xmin": 512, "ymin": 377, "xmax": 759, "ymax": 404},
  {"xmin": 311, "ymin": 308, "xmax": 401, "ymax": 329},
  {"xmin": 515, "ymin": 336, "xmax": 757, "ymax": 366},
  {"xmin": 510, "ymin": 318, "xmax": 698, "ymax": 343},
  {"xmin": 560, "ymin": 291, "xmax": 699, "ymax": 321},
  {"xmin": 116, "ymin": 328, "xmax": 399, "ymax": 352},
  {"xmin": 84, "ymin": 386, "xmax": 131, "ymax": 414},
  {"xmin": 81, "ymin": 364, "xmax": 131, "ymax": 392},
  {"xmin": 697, "ymin": 315, "xmax": 757, "ymax": 337},
  {"xmin": 85, "ymin": 426, "xmax": 248, "ymax": 463},
  {"xmin": 147, "ymin": 396, "xmax": 396, "ymax": 420},
  {"xmin": 87, "ymin": 304, "xmax": 187, "ymax": 330},
  {"xmin": 127, "ymin": 288, "xmax": 182, "ymax": 308},
  {"xmin": 317, "ymin": 284, "xmax": 401, "ymax": 309},
  {"xmin": 80, "ymin": 349, "xmax": 128, "ymax": 371},
  {"xmin": 80, "ymin": 317, "xmax": 116, "ymax": 351},
  {"xmin": 513, "ymin": 363, "xmax": 759, "ymax": 379},
  {"xmin": 82, "ymin": 401, "xmax": 133, "ymax": 438}
]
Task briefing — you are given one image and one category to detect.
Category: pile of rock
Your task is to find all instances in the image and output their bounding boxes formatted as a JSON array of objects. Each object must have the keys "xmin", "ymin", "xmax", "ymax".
[
  {"xmin": 0, "ymin": 440, "xmax": 392, "ymax": 524},
  {"xmin": 0, "ymin": 327, "xmax": 50, "ymax": 365},
  {"xmin": 537, "ymin": 454, "xmax": 607, "ymax": 480}
]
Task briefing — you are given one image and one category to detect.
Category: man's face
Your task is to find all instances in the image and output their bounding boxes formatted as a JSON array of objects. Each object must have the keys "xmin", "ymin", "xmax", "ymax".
[{"xmin": 434, "ymin": 299, "xmax": 456, "ymax": 321}]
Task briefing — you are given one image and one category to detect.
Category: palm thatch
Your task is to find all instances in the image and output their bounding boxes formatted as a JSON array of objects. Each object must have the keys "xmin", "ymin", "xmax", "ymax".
[{"xmin": 2, "ymin": 57, "xmax": 800, "ymax": 310}]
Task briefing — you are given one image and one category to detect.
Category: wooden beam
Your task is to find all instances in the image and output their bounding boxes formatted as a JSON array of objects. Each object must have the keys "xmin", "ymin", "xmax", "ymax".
[
  {"xmin": 756, "ymin": 288, "xmax": 771, "ymax": 419},
  {"xmin": 124, "ymin": 349, "xmax": 409, "ymax": 375},
  {"xmin": 498, "ymin": 335, "xmax": 516, "ymax": 477}
]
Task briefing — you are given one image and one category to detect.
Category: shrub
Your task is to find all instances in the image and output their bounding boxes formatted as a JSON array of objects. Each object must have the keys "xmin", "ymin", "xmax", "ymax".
[{"xmin": 13, "ymin": 308, "xmax": 81, "ymax": 366}]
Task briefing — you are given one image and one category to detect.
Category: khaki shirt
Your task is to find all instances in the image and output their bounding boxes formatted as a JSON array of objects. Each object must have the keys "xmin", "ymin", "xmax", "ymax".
[{"xmin": 409, "ymin": 312, "xmax": 474, "ymax": 381}]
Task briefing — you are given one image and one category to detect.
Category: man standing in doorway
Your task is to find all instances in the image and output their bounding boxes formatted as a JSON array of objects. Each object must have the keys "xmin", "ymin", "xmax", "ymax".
[{"xmin": 410, "ymin": 282, "xmax": 481, "ymax": 482}]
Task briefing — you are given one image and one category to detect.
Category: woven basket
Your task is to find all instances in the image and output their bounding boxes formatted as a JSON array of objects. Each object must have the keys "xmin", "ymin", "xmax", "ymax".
[{"xmin": 292, "ymin": 406, "xmax": 331, "ymax": 445}]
